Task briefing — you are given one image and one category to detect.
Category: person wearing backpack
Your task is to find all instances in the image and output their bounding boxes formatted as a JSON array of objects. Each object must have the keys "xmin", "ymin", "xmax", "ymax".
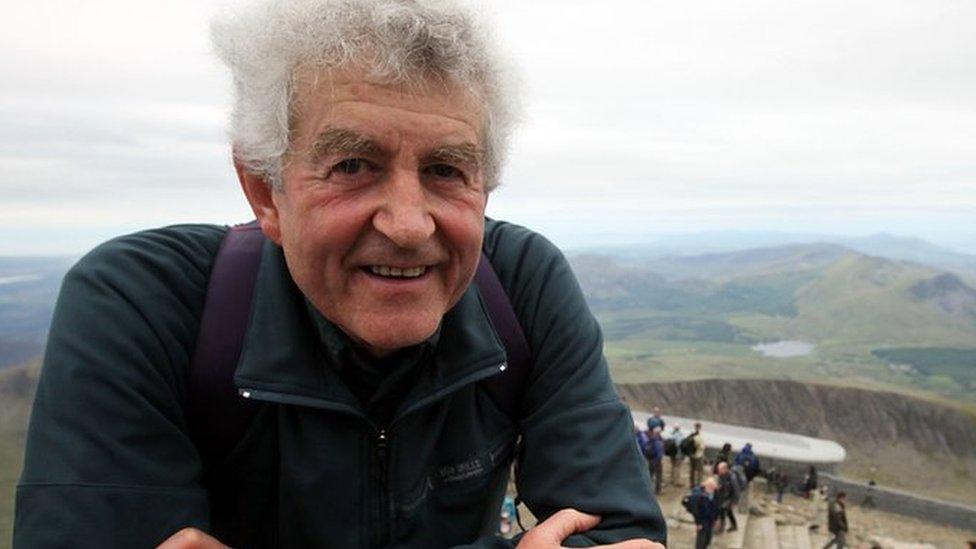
[
  {"xmin": 803, "ymin": 465, "xmax": 819, "ymax": 499},
  {"xmin": 648, "ymin": 428, "xmax": 665, "ymax": 495},
  {"xmin": 734, "ymin": 442, "xmax": 761, "ymax": 482},
  {"xmin": 684, "ymin": 423, "xmax": 706, "ymax": 488},
  {"xmin": 667, "ymin": 425, "xmax": 686, "ymax": 487},
  {"xmin": 714, "ymin": 462, "xmax": 738, "ymax": 533},
  {"xmin": 12, "ymin": 2, "xmax": 668, "ymax": 548},
  {"xmin": 682, "ymin": 476, "xmax": 719, "ymax": 549},
  {"xmin": 824, "ymin": 491, "xmax": 849, "ymax": 549},
  {"xmin": 713, "ymin": 443, "xmax": 732, "ymax": 474},
  {"xmin": 646, "ymin": 407, "xmax": 666, "ymax": 432}
]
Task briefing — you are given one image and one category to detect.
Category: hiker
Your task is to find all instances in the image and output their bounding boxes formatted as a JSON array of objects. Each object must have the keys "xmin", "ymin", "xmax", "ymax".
[
  {"xmin": 713, "ymin": 442, "xmax": 733, "ymax": 473},
  {"xmin": 823, "ymin": 491, "xmax": 849, "ymax": 549},
  {"xmin": 648, "ymin": 428, "xmax": 665, "ymax": 495},
  {"xmin": 734, "ymin": 442, "xmax": 761, "ymax": 482},
  {"xmin": 684, "ymin": 422, "xmax": 706, "ymax": 487},
  {"xmin": 13, "ymin": 1, "xmax": 667, "ymax": 547},
  {"xmin": 803, "ymin": 465, "xmax": 819, "ymax": 498},
  {"xmin": 863, "ymin": 479, "xmax": 877, "ymax": 508},
  {"xmin": 733, "ymin": 462, "xmax": 752, "ymax": 512},
  {"xmin": 667, "ymin": 424, "xmax": 686, "ymax": 486},
  {"xmin": 684, "ymin": 476, "xmax": 720, "ymax": 549},
  {"xmin": 714, "ymin": 462, "xmax": 739, "ymax": 533},
  {"xmin": 635, "ymin": 424, "xmax": 660, "ymax": 494},
  {"xmin": 646, "ymin": 407, "xmax": 666, "ymax": 432},
  {"xmin": 775, "ymin": 470, "xmax": 789, "ymax": 503}
]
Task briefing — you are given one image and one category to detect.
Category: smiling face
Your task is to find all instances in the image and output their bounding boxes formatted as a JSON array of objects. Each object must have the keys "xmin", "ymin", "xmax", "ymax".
[{"xmin": 239, "ymin": 69, "xmax": 488, "ymax": 356}]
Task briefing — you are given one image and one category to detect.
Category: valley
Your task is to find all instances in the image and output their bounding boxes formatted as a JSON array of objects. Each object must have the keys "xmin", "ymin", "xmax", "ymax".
[{"xmin": 570, "ymin": 242, "xmax": 976, "ymax": 403}]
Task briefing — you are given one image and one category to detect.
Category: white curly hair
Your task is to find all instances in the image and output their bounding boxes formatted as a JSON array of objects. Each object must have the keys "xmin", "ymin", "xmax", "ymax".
[{"xmin": 211, "ymin": 0, "xmax": 519, "ymax": 190}]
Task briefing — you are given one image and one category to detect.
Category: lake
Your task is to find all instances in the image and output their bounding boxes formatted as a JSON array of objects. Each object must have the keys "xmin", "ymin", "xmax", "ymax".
[{"xmin": 752, "ymin": 340, "xmax": 815, "ymax": 358}]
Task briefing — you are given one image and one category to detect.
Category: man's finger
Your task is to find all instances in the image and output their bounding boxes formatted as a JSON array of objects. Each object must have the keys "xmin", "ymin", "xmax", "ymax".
[
  {"xmin": 156, "ymin": 527, "xmax": 231, "ymax": 549},
  {"xmin": 531, "ymin": 508, "xmax": 602, "ymax": 544}
]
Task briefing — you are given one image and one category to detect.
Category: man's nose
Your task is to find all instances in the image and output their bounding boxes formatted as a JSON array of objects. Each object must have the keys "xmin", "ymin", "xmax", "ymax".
[{"xmin": 372, "ymin": 169, "xmax": 436, "ymax": 249}]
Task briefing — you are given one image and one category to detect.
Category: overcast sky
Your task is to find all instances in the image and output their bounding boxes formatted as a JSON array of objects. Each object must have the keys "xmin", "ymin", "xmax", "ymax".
[{"xmin": 2, "ymin": 0, "xmax": 975, "ymax": 255}]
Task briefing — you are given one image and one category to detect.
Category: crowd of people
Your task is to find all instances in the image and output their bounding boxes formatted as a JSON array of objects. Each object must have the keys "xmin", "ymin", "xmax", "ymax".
[{"xmin": 634, "ymin": 409, "xmax": 850, "ymax": 549}]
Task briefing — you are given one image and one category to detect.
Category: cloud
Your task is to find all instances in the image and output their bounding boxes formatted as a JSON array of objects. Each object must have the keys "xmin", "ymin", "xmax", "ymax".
[{"xmin": 1, "ymin": 0, "xmax": 975, "ymax": 254}]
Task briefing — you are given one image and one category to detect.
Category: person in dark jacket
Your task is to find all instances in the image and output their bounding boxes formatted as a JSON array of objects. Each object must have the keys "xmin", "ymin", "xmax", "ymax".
[
  {"xmin": 687, "ymin": 423, "xmax": 706, "ymax": 487},
  {"xmin": 823, "ymin": 492, "xmax": 849, "ymax": 549},
  {"xmin": 713, "ymin": 442, "xmax": 733, "ymax": 474},
  {"xmin": 646, "ymin": 407, "xmax": 666, "ymax": 432},
  {"xmin": 714, "ymin": 462, "xmax": 738, "ymax": 533},
  {"xmin": 648, "ymin": 428, "xmax": 665, "ymax": 495},
  {"xmin": 668, "ymin": 425, "xmax": 686, "ymax": 486},
  {"xmin": 12, "ymin": 1, "xmax": 668, "ymax": 548},
  {"xmin": 691, "ymin": 477, "xmax": 720, "ymax": 549},
  {"xmin": 775, "ymin": 470, "xmax": 790, "ymax": 503},
  {"xmin": 803, "ymin": 465, "xmax": 819, "ymax": 498},
  {"xmin": 734, "ymin": 443, "xmax": 761, "ymax": 481}
]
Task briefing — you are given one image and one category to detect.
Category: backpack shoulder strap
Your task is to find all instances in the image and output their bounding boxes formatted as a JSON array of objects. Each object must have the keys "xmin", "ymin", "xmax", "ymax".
[
  {"xmin": 473, "ymin": 253, "xmax": 532, "ymax": 420},
  {"xmin": 187, "ymin": 221, "xmax": 264, "ymax": 468},
  {"xmin": 187, "ymin": 222, "xmax": 532, "ymax": 465}
]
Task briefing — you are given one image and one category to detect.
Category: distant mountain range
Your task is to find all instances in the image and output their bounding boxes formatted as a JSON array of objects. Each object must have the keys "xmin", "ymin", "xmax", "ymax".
[
  {"xmin": 1, "ymin": 231, "xmax": 974, "ymax": 403},
  {"xmin": 572, "ymin": 242, "xmax": 976, "ymax": 348},
  {"xmin": 0, "ymin": 257, "xmax": 73, "ymax": 370},
  {"xmin": 572, "ymin": 231, "xmax": 976, "ymax": 278},
  {"xmin": 570, "ymin": 240, "xmax": 976, "ymax": 401}
]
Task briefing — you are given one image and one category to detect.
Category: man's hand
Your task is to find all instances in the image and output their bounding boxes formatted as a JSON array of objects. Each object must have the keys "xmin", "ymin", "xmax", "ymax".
[
  {"xmin": 156, "ymin": 528, "xmax": 231, "ymax": 549},
  {"xmin": 516, "ymin": 508, "xmax": 664, "ymax": 549}
]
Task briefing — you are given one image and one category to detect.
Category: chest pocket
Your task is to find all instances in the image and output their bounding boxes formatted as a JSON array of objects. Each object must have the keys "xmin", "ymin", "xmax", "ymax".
[
  {"xmin": 431, "ymin": 434, "xmax": 516, "ymax": 495},
  {"xmin": 395, "ymin": 431, "xmax": 516, "ymax": 518}
]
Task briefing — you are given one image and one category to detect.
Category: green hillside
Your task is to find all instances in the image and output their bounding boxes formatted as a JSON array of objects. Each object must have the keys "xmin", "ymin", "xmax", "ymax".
[
  {"xmin": 791, "ymin": 255, "xmax": 976, "ymax": 348},
  {"xmin": 576, "ymin": 245, "xmax": 976, "ymax": 403},
  {"xmin": 0, "ymin": 360, "xmax": 39, "ymax": 547}
]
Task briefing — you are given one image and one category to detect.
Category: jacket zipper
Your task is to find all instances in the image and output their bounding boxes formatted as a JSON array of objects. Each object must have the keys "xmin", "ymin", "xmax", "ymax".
[
  {"xmin": 375, "ymin": 428, "xmax": 390, "ymax": 548},
  {"xmin": 238, "ymin": 359, "xmax": 507, "ymax": 548}
]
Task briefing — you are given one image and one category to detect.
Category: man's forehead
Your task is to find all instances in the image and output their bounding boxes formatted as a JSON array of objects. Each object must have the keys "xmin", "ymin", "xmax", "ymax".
[{"xmin": 292, "ymin": 66, "xmax": 485, "ymax": 135}]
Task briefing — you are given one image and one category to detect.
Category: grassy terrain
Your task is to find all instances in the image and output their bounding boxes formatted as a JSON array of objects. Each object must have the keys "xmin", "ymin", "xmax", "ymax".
[
  {"xmin": 872, "ymin": 347, "xmax": 976, "ymax": 391},
  {"xmin": 0, "ymin": 435, "xmax": 23, "ymax": 549},
  {"xmin": 589, "ymin": 246, "xmax": 976, "ymax": 404},
  {"xmin": 0, "ymin": 360, "xmax": 39, "ymax": 548},
  {"xmin": 604, "ymin": 332, "xmax": 976, "ymax": 406}
]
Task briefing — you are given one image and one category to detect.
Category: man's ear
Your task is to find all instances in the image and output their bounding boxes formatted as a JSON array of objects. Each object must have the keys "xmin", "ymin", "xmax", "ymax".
[{"xmin": 234, "ymin": 156, "xmax": 283, "ymax": 244}]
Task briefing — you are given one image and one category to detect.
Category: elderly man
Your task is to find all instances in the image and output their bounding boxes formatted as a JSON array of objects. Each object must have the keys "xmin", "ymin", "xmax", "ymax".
[{"xmin": 13, "ymin": 1, "xmax": 665, "ymax": 548}]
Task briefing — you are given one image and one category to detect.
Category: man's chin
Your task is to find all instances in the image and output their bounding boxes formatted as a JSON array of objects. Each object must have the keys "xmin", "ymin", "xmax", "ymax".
[{"xmin": 351, "ymin": 323, "xmax": 441, "ymax": 358}]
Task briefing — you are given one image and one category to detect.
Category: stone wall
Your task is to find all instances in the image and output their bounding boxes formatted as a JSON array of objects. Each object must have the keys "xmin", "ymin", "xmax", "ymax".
[{"xmin": 819, "ymin": 473, "xmax": 976, "ymax": 531}]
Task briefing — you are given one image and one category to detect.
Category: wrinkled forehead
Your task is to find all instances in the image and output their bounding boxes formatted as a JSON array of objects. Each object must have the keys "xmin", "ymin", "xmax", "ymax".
[{"xmin": 290, "ymin": 65, "xmax": 486, "ymax": 137}]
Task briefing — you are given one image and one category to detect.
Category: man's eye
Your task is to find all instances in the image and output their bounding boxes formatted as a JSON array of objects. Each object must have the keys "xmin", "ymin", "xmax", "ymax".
[
  {"xmin": 425, "ymin": 164, "xmax": 463, "ymax": 180},
  {"xmin": 333, "ymin": 158, "xmax": 369, "ymax": 175}
]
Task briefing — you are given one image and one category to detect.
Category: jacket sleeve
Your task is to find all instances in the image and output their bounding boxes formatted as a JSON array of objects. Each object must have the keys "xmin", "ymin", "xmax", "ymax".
[
  {"xmin": 484, "ymin": 221, "xmax": 667, "ymax": 547},
  {"xmin": 14, "ymin": 227, "xmax": 222, "ymax": 548}
]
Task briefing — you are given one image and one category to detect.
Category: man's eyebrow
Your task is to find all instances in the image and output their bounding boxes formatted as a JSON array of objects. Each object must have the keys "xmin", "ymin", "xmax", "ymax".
[
  {"xmin": 308, "ymin": 128, "xmax": 382, "ymax": 162},
  {"xmin": 423, "ymin": 143, "xmax": 485, "ymax": 168}
]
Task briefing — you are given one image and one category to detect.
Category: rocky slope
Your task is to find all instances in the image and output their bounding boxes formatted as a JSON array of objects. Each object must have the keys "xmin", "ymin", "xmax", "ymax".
[{"xmin": 617, "ymin": 378, "xmax": 976, "ymax": 503}]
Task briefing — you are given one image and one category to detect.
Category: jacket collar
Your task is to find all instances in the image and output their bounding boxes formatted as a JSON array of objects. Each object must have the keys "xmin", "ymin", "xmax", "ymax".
[{"xmin": 233, "ymin": 240, "xmax": 507, "ymax": 415}]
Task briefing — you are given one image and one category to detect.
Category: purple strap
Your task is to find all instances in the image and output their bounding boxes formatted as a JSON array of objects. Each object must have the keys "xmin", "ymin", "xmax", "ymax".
[
  {"xmin": 474, "ymin": 255, "xmax": 531, "ymax": 418},
  {"xmin": 187, "ymin": 222, "xmax": 264, "ymax": 467},
  {"xmin": 188, "ymin": 221, "xmax": 530, "ymax": 466}
]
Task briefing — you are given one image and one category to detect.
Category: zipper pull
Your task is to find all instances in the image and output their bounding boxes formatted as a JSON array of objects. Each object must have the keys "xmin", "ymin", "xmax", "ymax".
[{"xmin": 376, "ymin": 429, "xmax": 388, "ymax": 457}]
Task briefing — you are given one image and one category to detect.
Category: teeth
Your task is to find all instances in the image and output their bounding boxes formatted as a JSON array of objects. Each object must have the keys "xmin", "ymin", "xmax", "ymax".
[{"xmin": 369, "ymin": 265, "xmax": 427, "ymax": 278}]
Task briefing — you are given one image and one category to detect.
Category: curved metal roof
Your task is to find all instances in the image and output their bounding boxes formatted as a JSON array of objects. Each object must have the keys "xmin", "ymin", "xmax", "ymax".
[{"xmin": 632, "ymin": 411, "xmax": 847, "ymax": 464}]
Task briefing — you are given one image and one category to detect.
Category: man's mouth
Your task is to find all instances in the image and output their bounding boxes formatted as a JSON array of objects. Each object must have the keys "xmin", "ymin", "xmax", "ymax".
[{"xmin": 365, "ymin": 265, "xmax": 429, "ymax": 279}]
